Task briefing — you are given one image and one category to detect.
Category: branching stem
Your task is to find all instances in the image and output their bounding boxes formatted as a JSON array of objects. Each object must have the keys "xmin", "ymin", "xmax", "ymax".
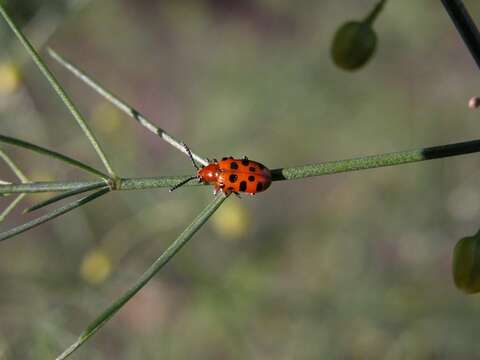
[
  {"xmin": 2, "ymin": 137, "xmax": 480, "ymax": 195},
  {"xmin": 56, "ymin": 193, "xmax": 228, "ymax": 360},
  {"xmin": 48, "ymin": 48, "xmax": 209, "ymax": 167},
  {"xmin": 0, "ymin": 5, "xmax": 117, "ymax": 178}
]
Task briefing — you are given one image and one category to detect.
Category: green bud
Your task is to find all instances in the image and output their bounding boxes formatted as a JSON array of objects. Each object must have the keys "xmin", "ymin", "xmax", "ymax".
[
  {"xmin": 452, "ymin": 230, "xmax": 480, "ymax": 294},
  {"xmin": 330, "ymin": 0, "xmax": 386, "ymax": 71},
  {"xmin": 331, "ymin": 21, "xmax": 377, "ymax": 71}
]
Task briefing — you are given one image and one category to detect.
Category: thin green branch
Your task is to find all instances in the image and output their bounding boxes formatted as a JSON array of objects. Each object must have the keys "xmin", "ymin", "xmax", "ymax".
[
  {"xmin": 0, "ymin": 149, "xmax": 28, "ymax": 182},
  {"xmin": 270, "ymin": 138, "xmax": 480, "ymax": 180},
  {"xmin": 56, "ymin": 193, "xmax": 228, "ymax": 360},
  {"xmin": 0, "ymin": 188, "xmax": 110, "ymax": 242},
  {"xmin": 0, "ymin": 134, "xmax": 109, "ymax": 179},
  {"xmin": 118, "ymin": 176, "xmax": 201, "ymax": 191},
  {"xmin": 0, "ymin": 180, "xmax": 107, "ymax": 194},
  {"xmin": 442, "ymin": 0, "xmax": 480, "ymax": 70},
  {"xmin": 3, "ymin": 137, "xmax": 480, "ymax": 195},
  {"xmin": 0, "ymin": 181, "xmax": 12, "ymax": 197},
  {"xmin": 0, "ymin": 193, "xmax": 26, "ymax": 221},
  {"xmin": 48, "ymin": 48, "xmax": 209, "ymax": 167},
  {"xmin": 0, "ymin": 5, "xmax": 116, "ymax": 178},
  {"xmin": 24, "ymin": 182, "xmax": 108, "ymax": 213},
  {"xmin": 0, "ymin": 150, "xmax": 28, "ymax": 220},
  {"xmin": 364, "ymin": 0, "xmax": 387, "ymax": 26}
]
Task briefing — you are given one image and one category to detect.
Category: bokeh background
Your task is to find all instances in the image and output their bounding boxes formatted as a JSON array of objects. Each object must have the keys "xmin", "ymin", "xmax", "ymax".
[{"xmin": 2, "ymin": 0, "xmax": 480, "ymax": 358}]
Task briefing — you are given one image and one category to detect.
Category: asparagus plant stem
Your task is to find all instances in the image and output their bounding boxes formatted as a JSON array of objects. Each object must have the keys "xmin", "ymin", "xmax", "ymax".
[
  {"xmin": 271, "ymin": 138, "xmax": 480, "ymax": 180},
  {"xmin": 48, "ymin": 48, "xmax": 209, "ymax": 167},
  {"xmin": 0, "ymin": 134, "xmax": 109, "ymax": 179},
  {"xmin": 0, "ymin": 5, "xmax": 117, "ymax": 178},
  {"xmin": 0, "ymin": 188, "xmax": 110, "ymax": 242},
  {"xmin": 0, "ymin": 149, "xmax": 28, "ymax": 182},
  {"xmin": 364, "ymin": 0, "xmax": 387, "ymax": 26},
  {"xmin": 0, "ymin": 194, "xmax": 26, "ymax": 221},
  {"xmin": 441, "ymin": 0, "xmax": 480, "ymax": 70},
  {"xmin": 56, "ymin": 193, "xmax": 228, "ymax": 360},
  {"xmin": 2, "ymin": 137, "xmax": 480, "ymax": 195},
  {"xmin": 0, "ymin": 180, "xmax": 108, "ymax": 194},
  {"xmin": 24, "ymin": 182, "xmax": 108, "ymax": 213},
  {"xmin": 0, "ymin": 150, "xmax": 28, "ymax": 220}
]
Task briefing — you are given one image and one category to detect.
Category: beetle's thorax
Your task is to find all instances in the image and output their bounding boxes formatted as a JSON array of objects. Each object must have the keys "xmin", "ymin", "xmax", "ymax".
[{"xmin": 197, "ymin": 163, "xmax": 220, "ymax": 184}]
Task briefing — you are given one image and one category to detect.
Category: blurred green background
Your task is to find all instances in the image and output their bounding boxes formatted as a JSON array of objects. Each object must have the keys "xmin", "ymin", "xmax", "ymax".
[{"xmin": 2, "ymin": 0, "xmax": 480, "ymax": 358}]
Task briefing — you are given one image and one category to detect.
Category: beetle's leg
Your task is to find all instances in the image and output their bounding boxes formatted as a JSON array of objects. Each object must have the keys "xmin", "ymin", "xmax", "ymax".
[{"xmin": 213, "ymin": 184, "xmax": 223, "ymax": 195}]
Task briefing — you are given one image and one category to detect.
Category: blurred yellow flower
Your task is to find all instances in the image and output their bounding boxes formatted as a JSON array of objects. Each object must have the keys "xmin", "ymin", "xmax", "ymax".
[
  {"xmin": 0, "ymin": 62, "xmax": 21, "ymax": 94},
  {"xmin": 80, "ymin": 249, "xmax": 112, "ymax": 285},
  {"xmin": 91, "ymin": 102, "xmax": 122, "ymax": 135},
  {"xmin": 211, "ymin": 199, "xmax": 249, "ymax": 240}
]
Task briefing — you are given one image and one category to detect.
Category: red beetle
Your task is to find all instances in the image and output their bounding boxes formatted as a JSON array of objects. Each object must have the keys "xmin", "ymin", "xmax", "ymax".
[{"xmin": 170, "ymin": 146, "xmax": 272, "ymax": 195}]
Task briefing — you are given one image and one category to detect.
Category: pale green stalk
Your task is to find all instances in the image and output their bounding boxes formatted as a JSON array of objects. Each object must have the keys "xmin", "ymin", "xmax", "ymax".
[
  {"xmin": 0, "ymin": 149, "xmax": 28, "ymax": 220},
  {"xmin": 0, "ymin": 194, "xmax": 25, "ymax": 221},
  {"xmin": 0, "ymin": 5, "xmax": 116, "ymax": 178},
  {"xmin": 0, "ymin": 149, "xmax": 28, "ymax": 182},
  {"xmin": 0, "ymin": 134, "xmax": 109, "ymax": 179},
  {"xmin": 48, "ymin": 48, "xmax": 209, "ymax": 166},
  {"xmin": 2, "ymin": 138, "xmax": 480, "ymax": 195},
  {"xmin": 56, "ymin": 193, "xmax": 227, "ymax": 359},
  {"xmin": 24, "ymin": 182, "xmax": 108, "ymax": 213},
  {"xmin": 0, "ymin": 188, "xmax": 110, "ymax": 241}
]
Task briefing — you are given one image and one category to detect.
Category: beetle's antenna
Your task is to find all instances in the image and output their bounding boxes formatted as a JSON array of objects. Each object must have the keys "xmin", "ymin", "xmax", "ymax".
[
  {"xmin": 169, "ymin": 175, "xmax": 199, "ymax": 192},
  {"xmin": 183, "ymin": 143, "xmax": 200, "ymax": 170}
]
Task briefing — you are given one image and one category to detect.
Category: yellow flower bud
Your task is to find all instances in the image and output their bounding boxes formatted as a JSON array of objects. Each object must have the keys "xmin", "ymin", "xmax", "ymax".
[
  {"xmin": 80, "ymin": 249, "xmax": 112, "ymax": 285},
  {"xmin": 0, "ymin": 62, "xmax": 21, "ymax": 94}
]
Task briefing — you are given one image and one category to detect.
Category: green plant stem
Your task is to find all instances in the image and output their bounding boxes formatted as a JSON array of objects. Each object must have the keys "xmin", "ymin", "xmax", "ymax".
[
  {"xmin": 0, "ymin": 149, "xmax": 28, "ymax": 182},
  {"xmin": 118, "ymin": 176, "xmax": 201, "ymax": 191},
  {"xmin": 0, "ymin": 134, "xmax": 109, "ymax": 179},
  {"xmin": 0, "ymin": 180, "xmax": 108, "ymax": 194},
  {"xmin": 0, "ymin": 188, "xmax": 110, "ymax": 242},
  {"xmin": 2, "ymin": 137, "xmax": 480, "ymax": 195},
  {"xmin": 56, "ymin": 193, "xmax": 228, "ymax": 360},
  {"xmin": 270, "ymin": 138, "xmax": 480, "ymax": 180},
  {"xmin": 0, "ymin": 150, "xmax": 28, "ymax": 220},
  {"xmin": 0, "ymin": 194, "xmax": 25, "ymax": 221},
  {"xmin": 442, "ymin": 0, "xmax": 480, "ymax": 70},
  {"xmin": 24, "ymin": 182, "xmax": 108, "ymax": 213},
  {"xmin": 364, "ymin": 0, "xmax": 387, "ymax": 26},
  {"xmin": 47, "ymin": 48, "xmax": 209, "ymax": 167},
  {"xmin": 0, "ymin": 5, "xmax": 116, "ymax": 178}
]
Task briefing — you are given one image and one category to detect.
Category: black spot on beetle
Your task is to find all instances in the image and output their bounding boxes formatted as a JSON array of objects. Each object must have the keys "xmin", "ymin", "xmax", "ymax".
[
  {"xmin": 248, "ymin": 175, "xmax": 255, "ymax": 182},
  {"xmin": 256, "ymin": 182, "xmax": 263, "ymax": 192},
  {"xmin": 249, "ymin": 166, "xmax": 256, "ymax": 172},
  {"xmin": 241, "ymin": 159, "xmax": 250, "ymax": 166},
  {"xmin": 230, "ymin": 162, "xmax": 239, "ymax": 170},
  {"xmin": 239, "ymin": 181, "xmax": 247, "ymax": 192},
  {"xmin": 229, "ymin": 174, "xmax": 238, "ymax": 183}
]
